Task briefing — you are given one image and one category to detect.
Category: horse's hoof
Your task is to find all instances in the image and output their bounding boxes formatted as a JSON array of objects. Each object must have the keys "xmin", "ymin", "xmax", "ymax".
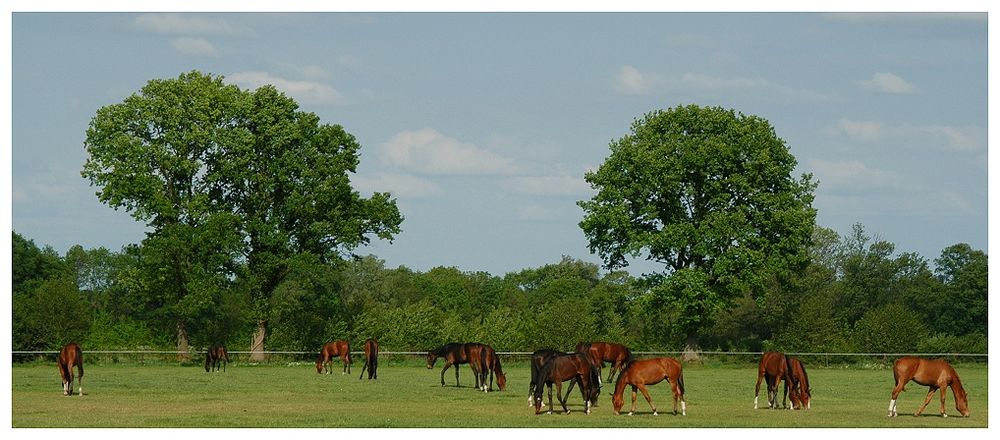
[
  {"xmin": 546, "ymin": 411, "xmax": 552, "ymax": 415},
  {"xmin": 943, "ymin": 414, "xmax": 948, "ymax": 418},
  {"xmin": 653, "ymin": 411, "xmax": 659, "ymax": 416},
  {"xmin": 628, "ymin": 412, "xmax": 634, "ymax": 416}
]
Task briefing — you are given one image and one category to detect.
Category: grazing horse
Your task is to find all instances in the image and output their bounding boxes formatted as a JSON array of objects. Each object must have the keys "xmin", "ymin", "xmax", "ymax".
[
  {"xmin": 528, "ymin": 349, "xmax": 564, "ymax": 406},
  {"xmin": 754, "ymin": 351, "xmax": 799, "ymax": 409},
  {"xmin": 786, "ymin": 357, "xmax": 811, "ymax": 409},
  {"xmin": 576, "ymin": 341, "xmax": 633, "ymax": 384},
  {"xmin": 316, "ymin": 340, "xmax": 351, "ymax": 374},
  {"xmin": 477, "ymin": 344, "xmax": 506, "ymax": 392},
  {"xmin": 533, "ymin": 352, "xmax": 600, "ymax": 415},
  {"xmin": 204, "ymin": 344, "xmax": 229, "ymax": 372},
  {"xmin": 888, "ymin": 357, "xmax": 970, "ymax": 418},
  {"xmin": 427, "ymin": 342, "xmax": 481, "ymax": 387},
  {"xmin": 57, "ymin": 342, "xmax": 84, "ymax": 396},
  {"xmin": 611, "ymin": 357, "xmax": 686, "ymax": 416},
  {"xmin": 358, "ymin": 339, "xmax": 379, "ymax": 380}
]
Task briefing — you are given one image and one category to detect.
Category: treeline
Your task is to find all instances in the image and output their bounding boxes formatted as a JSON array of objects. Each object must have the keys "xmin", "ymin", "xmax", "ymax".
[{"xmin": 12, "ymin": 223, "xmax": 987, "ymax": 356}]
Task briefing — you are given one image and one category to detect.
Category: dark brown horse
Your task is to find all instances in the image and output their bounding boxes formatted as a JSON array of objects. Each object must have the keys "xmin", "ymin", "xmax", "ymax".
[
  {"xmin": 205, "ymin": 344, "xmax": 229, "ymax": 372},
  {"xmin": 786, "ymin": 357, "xmax": 810, "ymax": 409},
  {"xmin": 316, "ymin": 340, "xmax": 351, "ymax": 374},
  {"xmin": 888, "ymin": 357, "xmax": 969, "ymax": 418},
  {"xmin": 358, "ymin": 338, "xmax": 379, "ymax": 380},
  {"xmin": 477, "ymin": 344, "xmax": 506, "ymax": 392},
  {"xmin": 754, "ymin": 351, "xmax": 799, "ymax": 409},
  {"xmin": 576, "ymin": 341, "xmax": 633, "ymax": 384},
  {"xmin": 533, "ymin": 352, "xmax": 600, "ymax": 415},
  {"xmin": 427, "ymin": 342, "xmax": 483, "ymax": 387},
  {"xmin": 57, "ymin": 342, "xmax": 83, "ymax": 396},
  {"xmin": 611, "ymin": 357, "xmax": 686, "ymax": 416},
  {"xmin": 528, "ymin": 349, "xmax": 564, "ymax": 406}
]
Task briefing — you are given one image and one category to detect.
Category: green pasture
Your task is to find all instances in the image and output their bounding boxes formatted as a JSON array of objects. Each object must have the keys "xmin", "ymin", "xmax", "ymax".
[{"xmin": 11, "ymin": 360, "xmax": 987, "ymax": 428}]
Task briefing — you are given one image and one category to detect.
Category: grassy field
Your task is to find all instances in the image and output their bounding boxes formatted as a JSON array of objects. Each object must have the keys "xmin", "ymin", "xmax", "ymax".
[{"xmin": 11, "ymin": 359, "xmax": 988, "ymax": 428}]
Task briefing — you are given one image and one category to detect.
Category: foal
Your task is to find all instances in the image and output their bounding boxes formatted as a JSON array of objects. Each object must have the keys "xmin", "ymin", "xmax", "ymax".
[{"xmin": 611, "ymin": 357, "xmax": 686, "ymax": 416}]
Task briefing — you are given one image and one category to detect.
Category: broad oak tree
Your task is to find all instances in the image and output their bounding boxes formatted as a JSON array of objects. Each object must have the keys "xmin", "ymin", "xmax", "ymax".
[
  {"xmin": 578, "ymin": 105, "xmax": 816, "ymax": 346},
  {"xmin": 82, "ymin": 71, "xmax": 402, "ymax": 358}
]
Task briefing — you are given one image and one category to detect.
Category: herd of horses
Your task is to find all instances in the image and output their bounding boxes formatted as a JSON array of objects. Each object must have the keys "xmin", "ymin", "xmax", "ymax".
[{"xmin": 52, "ymin": 341, "xmax": 972, "ymax": 419}]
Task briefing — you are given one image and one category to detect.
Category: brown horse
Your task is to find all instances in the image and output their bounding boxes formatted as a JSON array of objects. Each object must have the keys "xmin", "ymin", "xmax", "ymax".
[
  {"xmin": 888, "ymin": 357, "xmax": 969, "ymax": 418},
  {"xmin": 316, "ymin": 340, "xmax": 351, "ymax": 374},
  {"xmin": 358, "ymin": 339, "xmax": 379, "ymax": 380},
  {"xmin": 754, "ymin": 351, "xmax": 799, "ymax": 409},
  {"xmin": 528, "ymin": 349, "xmax": 564, "ymax": 406},
  {"xmin": 205, "ymin": 344, "xmax": 229, "ymax": 372},
  {"xmin": 57, "ymin": 342, "xmax": 84, "ymax": 396},
  {"xmin": 477, "ymin": 344, "xmax": 506, "ymax": 392},
  {"xmin": 533, "ymin": 352, "xmax": 600, "ymax": 415},
  {"xmin": 576, "ymin": 341, "xmax": 633, "ymax": 384},
  {"xmin": 786, "ymin": 357, "xmax": 810, "ymax": 409},
  {"xmin": 427, "ymin": 342, "xmax": 483, "ymax": 387},
  {"xmin": 611, "ymin": 357, "xmax": 686, "ymax": 416}
]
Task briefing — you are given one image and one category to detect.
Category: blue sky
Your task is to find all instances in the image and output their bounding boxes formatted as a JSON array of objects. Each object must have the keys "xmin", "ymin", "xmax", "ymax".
[{"xmin": 7, "ymin": 10, "xmax": 990, "ymax": 276}]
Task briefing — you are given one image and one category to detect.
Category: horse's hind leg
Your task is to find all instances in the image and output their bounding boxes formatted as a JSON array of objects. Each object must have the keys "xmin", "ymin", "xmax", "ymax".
[{"xmin": 914, "ymin": 387, "xmax": 938, "ymax": 417}]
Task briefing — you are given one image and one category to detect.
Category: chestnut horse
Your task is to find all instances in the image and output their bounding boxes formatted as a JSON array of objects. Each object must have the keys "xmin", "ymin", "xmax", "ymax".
[
  {"xmin": 533, "ymin": 352, "xmax": 600, "ymax": 415},
  {"xmin": 477, "ymin": 344, "xmax": 506, "ymax": 392},
  {"xmin": 57, "ymin": 342, "xmax": 84, "ymax": 396},
  {"xmin": 576, "ymin": 341, "xmax": 633, "ymax": 384},
  {"xmin": 787, "ymin": 357, "xmax": 811, "ymax": 409},
  {"xmin": 611, "ymin": 357, "xmax": 686, "ymax": 416},
  {"xmin": 888, "ymin": 357, "xmax": 969, "ymax": 418},
  {"xmin": 205, "ymin": 344, "xmax": 229, "ymax": 372},
  {"xmin": 316, "ymin": 340, "xmax": 351, "ymax": 374},
  {"xmin": 528, "ymin": 349, "xmax": 563, "ymax": 406},
  {"xmin": 427, "ymin": 342, "xmax": 484, "ymax": 388},
  {"xmin": 754, "ymin": 351, "xmax": 800, "ymax": 409},
  {"xmin": 358, "ymin": 339, "xmax": 379, "ymax": 380}
]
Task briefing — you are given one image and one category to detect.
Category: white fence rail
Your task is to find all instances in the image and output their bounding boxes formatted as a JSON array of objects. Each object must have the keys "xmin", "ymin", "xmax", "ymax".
[{"xmin": 11, "ymin": 350, "xmax": 989, "ymax": 357}]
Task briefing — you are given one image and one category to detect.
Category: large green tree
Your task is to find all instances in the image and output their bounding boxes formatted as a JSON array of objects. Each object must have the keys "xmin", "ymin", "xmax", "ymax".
[
  {"xmin": 82, "ymin": 71, "xmax": 402, "ymax": 358},
  {"xmin": 579, "ymin": 105, "xmax": 817, "ymax": 345},
  {"xmin": 82, "ymin": 72, "xmax": 245, "ymax": 356}
]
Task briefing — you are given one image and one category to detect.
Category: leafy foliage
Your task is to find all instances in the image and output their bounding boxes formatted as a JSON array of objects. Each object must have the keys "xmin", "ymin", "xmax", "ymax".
[{"xmin": 579, "ymin": 105, "xmax": 817, "ymax": 341}]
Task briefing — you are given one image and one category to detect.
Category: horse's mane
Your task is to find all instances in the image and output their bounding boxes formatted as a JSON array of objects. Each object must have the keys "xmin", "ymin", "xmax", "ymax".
[
  {"xmin": 948, "ymin": 365, "xmax": 967, "ymax": 397},
  {"xmin": 533, "ymin": 359, "xmax": 557, "ymax": 399},
  {"xmin": 799, "ymin": 360, "xmax": 810, "ymax": 391}
]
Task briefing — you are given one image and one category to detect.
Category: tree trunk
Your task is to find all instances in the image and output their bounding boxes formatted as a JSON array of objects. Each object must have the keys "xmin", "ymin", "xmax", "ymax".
[
  {"xmin": 249, "ymin": 320, "xmax": 267, "ymax": 362},
  {"xmin": 176, "ymin": 320, "xmax": 191, "ymax": 361},
  {"xmin": 681, "ymin": 334, "xmax": 701, "ymax": 363}
]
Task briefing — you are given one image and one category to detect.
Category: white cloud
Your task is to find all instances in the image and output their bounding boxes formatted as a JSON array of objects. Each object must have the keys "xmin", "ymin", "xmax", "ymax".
[
  {"xmin": 227, "ymin": 71, "xmax": 344, "ymax": 106},
  {"xmin": 836, "ymin": 118, "xmax": 885, "ymax": 141},
  {"xmin": 170, "ymin": 37, "xmax": 216, "ymax": 56},
  {"xmin": 614, "ymin": 67, "xmax": 834, "ymax": 102},
  {"xmin": 134, "ymin": 13, "xmax": 250, "ymax": 37},
  {"xmin": 808, "ymin": 159, "xmax": 900, "ymax": 192},
  {"xmin": 833, "ymin": 118, "xmax": 983, "ymax": 152},
  {"xmin": 859, "ymin": 72, "xmax": 916, "ymax": 94},
  {"xmin": 504, "ymin": 173, "xmax": 592, "ymax": 197},
  {"xmin": 350, "ymin": 172, "xmax": 442, "ymax": 199},
  {"xmin": 680, "ymin": 73, "xmax": 767, "ymax": 91},
  {"xmin": 615, "ymin": 65, "xmax": 656, "ymax": 95},
  {"xmin": 380, "ymin": 128, "xmax": 519, "ymax": 175}
]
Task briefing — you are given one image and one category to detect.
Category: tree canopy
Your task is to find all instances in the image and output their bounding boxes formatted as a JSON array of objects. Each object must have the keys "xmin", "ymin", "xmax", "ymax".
[
  {"xmin": 579, "ymin": 105, "xmax": 817, "ymax": 342},
  {"xmin": 81, "ymin": 71, "xmax": 402, "ymax": 356}
]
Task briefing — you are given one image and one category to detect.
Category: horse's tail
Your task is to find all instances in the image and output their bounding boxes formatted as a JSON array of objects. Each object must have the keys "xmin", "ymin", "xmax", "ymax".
[
  {"xmin": 624, "ymin": 347, "xmax": 635, "ymax": 366},
  {"xmin": 799, "ymin": 360, "xmax": 810, "ymax": 392},
  {"xmin": 677, "ymin": 369, "xmax": 686, "ymax": 396},
  {"xmin": 75, "ymin": 345, "xmax": 84, "ymax": 379}
]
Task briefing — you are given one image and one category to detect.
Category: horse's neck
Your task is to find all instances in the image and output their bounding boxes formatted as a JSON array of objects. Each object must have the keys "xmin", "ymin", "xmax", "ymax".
[{"xmin": 949, "ymin": 369, "xmax": 966, "ymax": 394}]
